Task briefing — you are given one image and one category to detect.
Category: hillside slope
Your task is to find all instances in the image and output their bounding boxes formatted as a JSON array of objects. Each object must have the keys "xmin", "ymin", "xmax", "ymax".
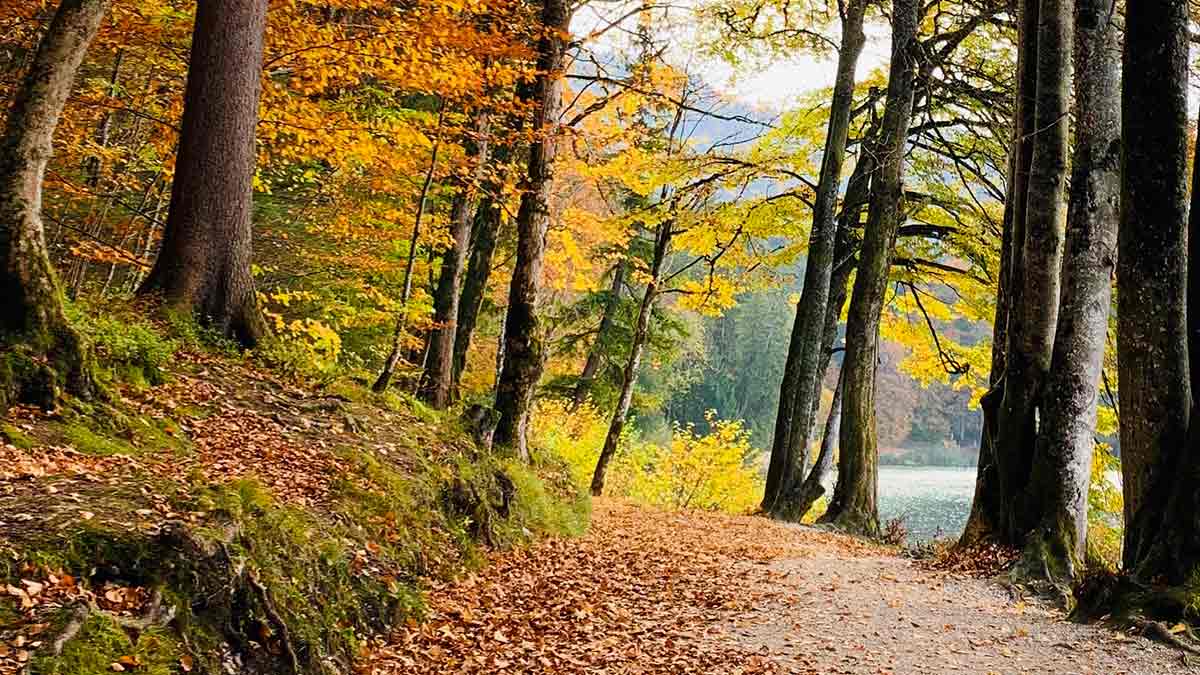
[{"xmin": 0, "ymin": 336, "xmax": 585, "ymax": 675}]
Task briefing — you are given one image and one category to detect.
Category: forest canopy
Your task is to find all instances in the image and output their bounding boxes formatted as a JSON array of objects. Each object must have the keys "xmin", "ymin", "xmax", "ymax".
[{"xmin": 4, "ymin": 0, "xmax": 1200, "ymax": 664}]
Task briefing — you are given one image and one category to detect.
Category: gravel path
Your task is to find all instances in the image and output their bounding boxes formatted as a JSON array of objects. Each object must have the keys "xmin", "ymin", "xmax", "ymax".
[
  {"xmin": 728, "ymin": 552, "xmax": 1193, "ymax": 674},
  {"xmin": 368, "ymin": 500, "xmax": 1195, "ymax": 674}
]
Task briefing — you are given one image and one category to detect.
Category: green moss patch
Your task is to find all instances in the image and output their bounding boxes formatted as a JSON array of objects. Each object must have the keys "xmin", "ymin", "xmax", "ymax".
[
  {"xmin": 10, "ymin": 444, "xmax": 587, "ymax": 674},
  {"xmin": 31, "ymin": 612, "xmax": 183, "ymax": 675}
]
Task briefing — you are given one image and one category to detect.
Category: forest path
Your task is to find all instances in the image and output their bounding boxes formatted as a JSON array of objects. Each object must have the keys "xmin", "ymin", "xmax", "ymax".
[{"xmin": 365, "ymin": 500, "xmax": 1194, "ymax": 674}]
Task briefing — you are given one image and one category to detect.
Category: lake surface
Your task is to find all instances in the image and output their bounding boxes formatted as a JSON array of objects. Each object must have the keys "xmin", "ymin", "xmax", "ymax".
[{"xmin": 826, "ymin": 466, "xmax": 978, "ymax": 543}]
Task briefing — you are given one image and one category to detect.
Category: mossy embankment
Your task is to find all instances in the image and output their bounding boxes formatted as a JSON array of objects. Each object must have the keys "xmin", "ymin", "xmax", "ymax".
[{"xmin": 0, "ymin": 307, "xmax": 588, "ymax": 674}]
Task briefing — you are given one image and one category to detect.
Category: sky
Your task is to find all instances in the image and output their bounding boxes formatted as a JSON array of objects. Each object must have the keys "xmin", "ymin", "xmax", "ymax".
[
  {"xmin": 572, "ymin": 1, "xmax": 893, "ymax": 111},
  {"xmin": 700, "ymin": 26, "xmax": 893, "ymax": 110}
]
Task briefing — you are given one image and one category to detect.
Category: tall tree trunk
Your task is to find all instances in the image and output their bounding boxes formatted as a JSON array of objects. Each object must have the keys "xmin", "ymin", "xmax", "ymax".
[
  {"xmin": 788, "ymin": 366, "xmax": 845, "ymax": 519},
  {"xmin": 1118, "ymin": 0, "xmax": 1196, "ymax": 585},
  {"xmin": 961, "ymin": 0, "xmax": 1040, "ymax": 547},
  {"xmin": 0, "ymin": 0, "xmax": 105, "ymax": 412},
  {"xmin": 762, "ymin": 0, "xmax": 868, "ymax": 515},
  {"xmin": 819, "ymin": 0, "xmax": 921, "ymax": 536},
  {"xmin": 1017, "ymin": 0, "xmax": 1118, "ymax": 580},
  {"xmin": 571, "ymin": 255, "xmax": 627, "ymax": 409},
  {"xmin": 960, "ymin": 193, "xmax": 1013, "ymax": 545},
  {"xmin": 772, "ymin": 133, "xmax": 872, "ymax": 521},
  {"xmin": 137, "ymin": 0, "xmax": 268, "ymax": 347},
  {"xmin": 992, "ymin": 0, "xmax": 1071, "ymax": 544},
  {"xmin": 1190, "ymin": 94, "xmax": 1200, "ymax": 404},
  {"xmin": 493, "ymin": 0, "xmax": 572, "ymax": 460},
  {"xmin": 590, "ymin": 224, "xmax": 671, "ymax": 496},
  {"xmin": 375, "ymin": 104, "xmax": 446, "ymax": 392},
  {"xmin": 420, "ymin": 117, "xmax": 491, "ymax": 408},
  {"xmin": 452, "ymin": 190, "xmax": 503, "ymax": 391}
]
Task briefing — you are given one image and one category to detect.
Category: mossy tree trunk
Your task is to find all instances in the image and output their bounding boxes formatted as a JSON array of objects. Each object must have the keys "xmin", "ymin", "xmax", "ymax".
[
  {"xmin": 762, "ymin": 0, "xmax": 868, "ymax": 515},
  {"xmin": 819, "ymin": 0, "xmax": 921, "ymax": 536},
  {"xmin": 993, "ymin": 0, "xmax": 1070, "ymax": 540},
  {"xmin": 990, "ymin": 0, "xmax": 1071, "ymax": 545},
  {"xmin": 493, "ymin": 0, "xmax": 573, "ymax": 460},
  {"xmin": 772, "ymin": 128, "xmax": 873, "ymax": 522},
  {"xmin": 0, "ymin": 0, "xmax": 106, "ymax": 411},
  {"xmin": 420, "ymin": 116, "xmax": 491, "ymax": 409},
  {"xmin": 1118, "ymin": 0, "xmax": 1197, "ymax": 585},
  {"xmin": 137, "ymin": 0, "xmax": 268, "ymax": 348},
  {"xmin": 452, "ymin": 189, "xmax": 503, "ymax": 392},
  {"xmin": 1018, "ymin": 0, "xmax": 1119, "ymax": 580},
  {"xmin": 960, "ymin": 0, "xmax": 1039, "ymax": 549}
]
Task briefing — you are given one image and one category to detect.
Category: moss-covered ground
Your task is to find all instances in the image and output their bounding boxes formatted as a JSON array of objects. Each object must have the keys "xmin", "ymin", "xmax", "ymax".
[{"xmin": 0, "ymin": 310, "xmax": 587, "ymax": 674}]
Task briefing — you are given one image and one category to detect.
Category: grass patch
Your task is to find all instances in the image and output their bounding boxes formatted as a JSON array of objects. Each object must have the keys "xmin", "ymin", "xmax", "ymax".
[
  {"xmin": 1, "ymin": 423, "xmax": 35, "ymax": 449},
  {"xmin": 59, "ymin": 422, "xmax": 137, "ymax": 456}
]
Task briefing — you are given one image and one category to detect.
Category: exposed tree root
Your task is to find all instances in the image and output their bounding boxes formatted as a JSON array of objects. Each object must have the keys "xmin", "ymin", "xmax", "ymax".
[
  {"xmin": 47, "ymin": 604, "xmax": 91, "ymax": 659},
  {"xmin": 248, "ymin": 570, "xmax": 303, "ymax": 675},
  {"xmin": 33, "ymin": 587, "xmax": 179, "ymax": 675},
  {"xmin": 1133, "ymin": 619, "xmax": 1200, "ymax": 656},
  {"xmin": 1070, "ymin": 570, "xmax": 1200, "ymax": 658},
  {"xmin": 1006, "ymin": 533, "xmax": 1075, "ymax": 611}
]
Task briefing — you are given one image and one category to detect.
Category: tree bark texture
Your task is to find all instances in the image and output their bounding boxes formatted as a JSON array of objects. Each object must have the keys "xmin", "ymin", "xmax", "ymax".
[
  {"xmin": 991, "ymin": 0, "xmax": 1071, "ymax": 545},
  {"xmin": 138, "ymin": 0, "xmax": 268, "ymax": 348},
  {"xmin": 493, "ymin": 0, "xmax": 572, "ymax": 460},
  {"xmin": 961, "ymin": 0, "xmax": 1040, "ymax": 547},
  {"xmin": 0, "ymin": 0, "xmax": 105, "ymax": 411},
  {"xmin": 1019, "ymin": 0, "xmax": 1118, "ymax": 580},
  {"xmin": 420, "ymin": 117, "xmax": 491, "ymax": 408},
  {"xmin": 762, "ymin": 0, "xmax": 868, "ymax": 515},
  {"xmin": 819, "ymin": 0, "xmax": 921, "ymax": 536},
  {"xmin": 787, "ymin": 365, "xmax": 845, "ymax": 520},
  {"xmin": 1118, "ymin": 0, "xmax": 1196, "ymax": 584},
  {"xmin": 452, "ymin": 191, "xmax": 503, "ymax": 391}
]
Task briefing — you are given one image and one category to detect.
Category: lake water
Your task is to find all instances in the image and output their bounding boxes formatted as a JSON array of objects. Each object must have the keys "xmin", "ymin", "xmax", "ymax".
[{"xmin": 825, "ymin": 466, "xmax": 979, "ymax": 543}]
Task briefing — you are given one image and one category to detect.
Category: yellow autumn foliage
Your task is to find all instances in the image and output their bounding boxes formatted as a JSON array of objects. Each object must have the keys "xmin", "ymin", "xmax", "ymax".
[{"xmin": 532, "ymin": 401, "xmax": 763, "ymax": 514}]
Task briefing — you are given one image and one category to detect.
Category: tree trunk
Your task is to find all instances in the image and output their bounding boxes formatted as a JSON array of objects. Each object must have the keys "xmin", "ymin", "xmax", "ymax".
[
  {"xmin": 137, "ymin": 0, "xmax": 268, "ymax": 348},
  {"xmin": 819, "ymin": 0, "xmax": 921, "ymax": 536},
  {"xmin": 1118, "ymin": 0, "xmax": 1196, "ymax": 585},
  {"xmin": 452, "ymin": 191, "xmax": 503, "ymax": 391},
  {"xmin": 590, "ymin": 225, "xmax": 671, "ymax": 496},
  {"xmin": 0, "ymin": 0, "xmax": 105, "ymax": 411},
  {"xmin": 420, "ymin": 117, "xmax": 491, "ymax": 408},
  {"xmin": 992, "ymin": 0, "xmax": 1071, "ymax": 545},
  {"xmin": 1017, "ymin": 0, "xmax": 1118, "ymax": 580},
  {"xmin": 375, "ymin": 104, "xmax": 446, "ymax": 393},
  {"xmin": 770, "ymin": 136, "xmax": 871, "ymax": 521},
  {"xmin": 493, "ymin": 0, "xmax": 572, "ymax": 460},
  {"xmin": 960, "ymin": 179, "xmax": 1013, "ymax": 546},
  {"xmin": 762, "ymin": 0, "xmax": 868, "ymax": 514},
  {"xmin": 787, "ymin": 366, "xmax": 845, "ymax": 519},
  {"xmin": 961, "ymin": 0, "xmax": 1039, "ymax": 547},
  {"xmin": 571, "ymin": 255, "xmax": 627, "ymax": 409}
]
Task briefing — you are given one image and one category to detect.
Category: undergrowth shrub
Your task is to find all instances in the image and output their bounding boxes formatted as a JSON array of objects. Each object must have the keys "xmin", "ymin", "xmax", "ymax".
[
  {"xmin": 534, "ymin": 400, "xmax": 763, "ymax": 514},
  {"xmin": 69, "ymin": 305, "xmax": 175, "ymax": 387},
  {"xmin": 531, "ymin": 399, "xmax": 611, "ymax": 489}
]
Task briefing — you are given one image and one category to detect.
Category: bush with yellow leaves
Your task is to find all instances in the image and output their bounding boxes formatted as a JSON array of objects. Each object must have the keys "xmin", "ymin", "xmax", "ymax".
[{"xmin": 532, "ymin": 401, "xmax": 764, "ymax": 514}]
